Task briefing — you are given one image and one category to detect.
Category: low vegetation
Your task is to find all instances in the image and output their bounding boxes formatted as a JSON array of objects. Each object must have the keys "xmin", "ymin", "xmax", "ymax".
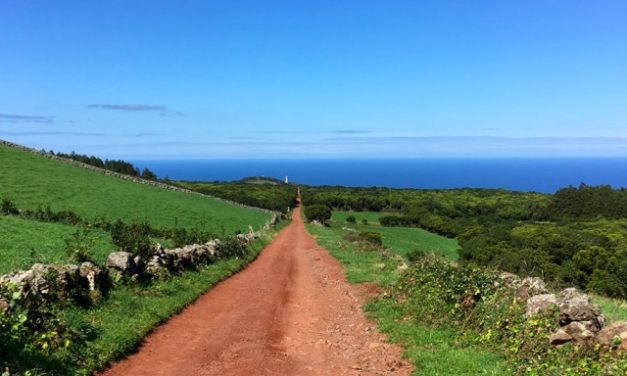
[
  {"xmin": 308, "ymin": 210, "xmax": 627, "ymax": 374},
  {"xmin": 306, "ymin": 217, "xmax": 509, "ymax": 373},
  {"xmin": 302, "ymin": 185, "xmax": 627, "ymax": 300},
  {"xmin": 0, "ymin": 144, "xmax": 271, "ymax": 234},
  {"xmin": 0, "ymin": 215, "xmax": 114, "ymax": 274},
  {"xmin": 175, "ymin": 178, "xmax": 298, "ymax": 213}
]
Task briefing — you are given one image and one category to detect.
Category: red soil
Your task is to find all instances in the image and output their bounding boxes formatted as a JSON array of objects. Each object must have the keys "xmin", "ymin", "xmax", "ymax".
[{"xmin": 100, "ymin": 207, "xmax": 412, "ymax": 375}]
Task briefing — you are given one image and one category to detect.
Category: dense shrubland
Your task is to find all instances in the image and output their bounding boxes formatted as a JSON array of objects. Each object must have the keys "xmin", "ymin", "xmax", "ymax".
[
  {"xmin": 302, "ymin": 185, "xmax": 627, "ymax": 299},
  {"xmin": 175, "ymin": 179, "xmax": 298, "ymax": 213}
]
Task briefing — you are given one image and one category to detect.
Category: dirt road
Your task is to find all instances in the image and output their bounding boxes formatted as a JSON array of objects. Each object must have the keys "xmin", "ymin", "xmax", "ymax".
[{"xmin": 100, "ymin": 207, "xmax": 412, "ymax": 375}]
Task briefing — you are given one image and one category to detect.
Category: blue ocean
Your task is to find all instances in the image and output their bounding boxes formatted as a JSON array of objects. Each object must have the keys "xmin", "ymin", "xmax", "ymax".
[{"xmin": 132, "ymin": 159, "xmax": 627, "ymax": 194}]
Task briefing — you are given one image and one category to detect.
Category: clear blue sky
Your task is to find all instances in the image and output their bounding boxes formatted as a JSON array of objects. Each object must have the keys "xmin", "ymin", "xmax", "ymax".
[{"xmin": 1, "ymin": 1, "xmax": 627, "ymax": 158}]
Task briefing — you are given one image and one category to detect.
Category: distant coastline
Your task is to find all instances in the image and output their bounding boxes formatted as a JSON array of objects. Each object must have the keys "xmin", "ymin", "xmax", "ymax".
[{"xmin": 132, "ymin": 158, "xmax": 627, "ymax": 194}]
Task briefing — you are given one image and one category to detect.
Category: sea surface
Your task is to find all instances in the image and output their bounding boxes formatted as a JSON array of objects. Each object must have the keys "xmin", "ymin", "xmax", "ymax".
[{"xmin": 132, "ymin": 158, "xmax": 627, "ymax": 194}]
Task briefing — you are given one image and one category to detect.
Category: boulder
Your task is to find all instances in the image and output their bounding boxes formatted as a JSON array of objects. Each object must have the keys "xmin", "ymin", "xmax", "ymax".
[
  {"xmin": 145, "ymin": 255, "xmax": 170, "ymax": 278},
  {"xmin": 596, "ymin": 321, "xmax": 627, "ymax": 351},
  {"xmin": 526, "ymin": 294, "xmax": 557, "ymax": 317},
  {"xmin": 0, "ymin": 270, "xmax": 37, "ymax": 301},
  {"xmin": 105, "ymin": 251, "xmax": 138, "ymax": 276},
  {"xmin": 79, "ymin": 262, "xmax": 106, "ymax": 294},
  {"xmin": 165, "ymin": 247, "xmax": 194, "ymax": 270},
  {"xmin": 49, "ymin": 264, "xmax": 81, "ymax": 299},
  {"xmin": 556, "ymin": 288, "xmax": 604, "ymax": 331},
  {"xmin": 550, "ymin": 321, "xmax": 596, "ymax": 346},
  {"xmin": 549, "ymin": 328, "xmax": 573, "ymax": 346},
  {"xmin": 563, "ymin": 321, "xmax": 596, "ymax": 342},
  {"xmin": 497, "ymin": 272, "xmax": 521, "ymax": 288},
  {"xmin": 515, "ymin": 277, "xmax": 547, "ymax": 301}
]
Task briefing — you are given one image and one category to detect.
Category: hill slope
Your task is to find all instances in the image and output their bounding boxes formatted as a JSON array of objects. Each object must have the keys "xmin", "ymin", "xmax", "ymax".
[{"xmin": 0, "ymin": 143, "xmax": 270, "ymax": 234}]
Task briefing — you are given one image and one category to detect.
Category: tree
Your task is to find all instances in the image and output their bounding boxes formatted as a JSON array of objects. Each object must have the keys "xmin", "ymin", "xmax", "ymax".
[
  {"xmin": 304, "ymin": 205, "xmax": 331, "ymax": 224},
  {"xmin": 141, "ymin": 168, "xmax": 157, "ymax": 180}
]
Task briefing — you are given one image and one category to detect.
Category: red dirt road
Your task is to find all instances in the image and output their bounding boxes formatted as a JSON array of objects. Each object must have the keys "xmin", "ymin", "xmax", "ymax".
[{"xmin": 100, "ymin": 207, "xmax": 412, "ymax": 375}]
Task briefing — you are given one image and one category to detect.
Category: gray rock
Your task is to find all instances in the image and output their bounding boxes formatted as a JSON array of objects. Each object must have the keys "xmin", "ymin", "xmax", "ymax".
[
  {"xmin": 556, "ymin": 288, "xmax": 604, "ymax": 331},
  {"xmin": 515, "ymin": 277, "xmax": 547, "ymax": 301},
  {"xmin": 105, "ymin": 251, "xmax": 138, "ymax": 276},
  {"xmin": 165, "ymin": 247, "xmax": 194, "ymax": 270},
  {"xmin": 497, "ymin": 272, "xmax": 521, "ymax": 288},
  {"xmin": 526, "ymin": 294, "xmax": 557, "ymax": 317},
  {"xmin": 145, "ymin": 256, "xmax": 169, "ymax": 278},
  {"xmin": 79, "ymin": 262, "xmax": 104, "ymax": 289}
]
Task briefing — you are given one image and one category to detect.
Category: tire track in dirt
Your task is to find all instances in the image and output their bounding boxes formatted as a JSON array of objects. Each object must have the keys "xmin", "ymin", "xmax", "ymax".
[{"xmin": 100, "ymin": 206, "xmax": 412, "ymax": 375}]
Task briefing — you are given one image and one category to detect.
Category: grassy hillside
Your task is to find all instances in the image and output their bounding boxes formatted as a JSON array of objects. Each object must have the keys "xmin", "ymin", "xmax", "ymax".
[
  {"xmin": 0, "ymin": 144, "xmax": 270, "ymax": 234},
  {"xmin": 0, "ymin": 216, "xmax": 114, "ymax": 273}
]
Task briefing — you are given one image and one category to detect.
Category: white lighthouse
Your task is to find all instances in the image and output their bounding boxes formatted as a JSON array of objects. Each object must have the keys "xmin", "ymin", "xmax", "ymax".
[{"xmin": 285, "ymin": 175, "xmax": 289, "ymax": 184}]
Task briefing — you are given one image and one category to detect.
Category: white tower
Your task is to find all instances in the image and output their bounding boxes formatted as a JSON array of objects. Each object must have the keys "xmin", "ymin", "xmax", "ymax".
[{"xmin": 285, "ymin": 175, "xmax": 289, "ymax": 184}]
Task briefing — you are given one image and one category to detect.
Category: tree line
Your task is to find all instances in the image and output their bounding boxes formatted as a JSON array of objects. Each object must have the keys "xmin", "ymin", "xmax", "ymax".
[{"xmin": 44, "ymin": 150, "xmax": 157, "ymax": 180}]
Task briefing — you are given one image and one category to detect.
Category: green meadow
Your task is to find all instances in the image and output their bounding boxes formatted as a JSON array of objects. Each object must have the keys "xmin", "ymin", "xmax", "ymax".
[
  {"xmin": 331, "ymin": 211, "xmax": 460, "ymax": 260},
  {"xmin": 0, "ymin": 144, "xmax": 270, "ymax": 235},
  {"xmin": 0, "ymin": 216, "xmax": 114, "ymax": 274},
  {"xmin": 307, "ymin": 216, "xmax": 507, "ymax": 374}
]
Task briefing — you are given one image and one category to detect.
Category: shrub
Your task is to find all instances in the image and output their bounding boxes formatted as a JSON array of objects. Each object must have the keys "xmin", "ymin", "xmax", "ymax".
[
  {"xmin": 1, "ymin": 198, "xmax": 19, "ymax": 215},
  {"xmin": 64, "ymin": 228, "xmax": 96, "ymax": 262},
  {"xmin": 406, "ymin": 249, "xmax": 426, "ymax": 262},
  {"xmin": 305, "ymin": 205, "xmax": 331, "ymax": 223},
  {"xmin": 358, "ymin": 231, "xmax": 382, "ymax": 246},
  {"xmin": 216, "ymin": 237, "xmax": 248, "ymax": 259},
  {"xmin": 346, "ymin": 215, "xmax": 356, "ymax": 224},
  {"xmin": 110, "ymin": 220, "xmax": 153, "ymax": 256},
  {"xmin": 361, "ymin": 219, "xmax": 368, "ymax": 225},
  {"xmin": 171, "ymin": 227, "xmax": 215, "ymax": 247}
]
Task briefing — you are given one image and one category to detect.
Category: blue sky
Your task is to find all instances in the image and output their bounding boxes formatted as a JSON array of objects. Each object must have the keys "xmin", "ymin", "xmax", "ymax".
[{"xmin": 1, "ymin": 1, "xmax": 627, "ymax": 158}]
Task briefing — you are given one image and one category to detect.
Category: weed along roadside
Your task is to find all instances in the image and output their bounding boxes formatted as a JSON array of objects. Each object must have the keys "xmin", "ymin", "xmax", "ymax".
[
  {"xmin": 0, "ymin": 214, "xmax": 286, "ymax": 375},
  {"xmin": 305, "ymin": 209, "xmax": 627, "ymax": 375}
]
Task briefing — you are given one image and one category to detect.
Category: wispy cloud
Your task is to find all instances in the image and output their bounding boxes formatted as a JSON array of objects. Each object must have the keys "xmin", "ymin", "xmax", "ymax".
[
  {"xmin": 332, "ymin": 130, "xmax": 372, "ymax": 134},
  {"xmin": 121, "ymin": 132, "xmax": 162, "ymax": 138},
  {"xmin": 159, "ymin": 111, "xmax": 187, "ymax": 117},
  {"xmin": 0, "ymin": 113, "xmax": 55, "ymax": 124},
  {"xmin": 87, "ymin": 104, "xmax": 166, "ymax": 112}
]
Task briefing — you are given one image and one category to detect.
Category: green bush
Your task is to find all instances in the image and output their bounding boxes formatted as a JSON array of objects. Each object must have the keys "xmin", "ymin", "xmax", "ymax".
[
  {"xmin": 216, "ymin": 237, "xmax": 248, "ymax": 259},
  {"xmin": 64, "ymin": 228, "xmax": 96, "ymax": 262},
  {"xmin": 110, "ymin": 220, "xmax": 153, "ymax": 256},
  {"xmin": 305, "ymin": 205, "xmax": 332, "ymax": 223},
  {"xmin": 1, "ymin": 197, "xmax": 19, "ymax": 215},
  {"xmin": 358, "ymin": 231, "xmax": 382, "ymax": 246},
  {"xmin": 388, "ymin": 255, "xmax": 627, "ymax": 374},
  {"xmin": 346, "ymin": 215, "xmax": 356, "ymax": 224}
]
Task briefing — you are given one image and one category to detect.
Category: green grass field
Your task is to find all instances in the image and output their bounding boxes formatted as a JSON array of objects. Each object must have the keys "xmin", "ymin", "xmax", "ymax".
[
  {"xmin": 0, "ymin": 215, "xmax": 114, "ymax": 274},
  {"xmin": 306, "ymin": 220, "xmax": 507, "ymax": 375},
  {"xmin": 332, "ymin": 211, "xmax": 460, "ymax": 260},
  {"xmin": 0, "ymin": 144, "xmax": 270, "ymax": 235}
]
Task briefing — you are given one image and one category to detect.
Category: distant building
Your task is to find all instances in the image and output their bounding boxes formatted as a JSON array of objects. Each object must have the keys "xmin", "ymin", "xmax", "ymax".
[{"xmin": 285, "ymin": 175, "xmax": 288, "ymax": 184}]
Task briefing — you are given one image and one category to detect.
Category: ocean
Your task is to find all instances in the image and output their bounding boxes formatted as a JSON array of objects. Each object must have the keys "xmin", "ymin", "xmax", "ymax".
[{"xmin": 132, "ymin": 158, "xmax": 627, "ymax": 194}]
